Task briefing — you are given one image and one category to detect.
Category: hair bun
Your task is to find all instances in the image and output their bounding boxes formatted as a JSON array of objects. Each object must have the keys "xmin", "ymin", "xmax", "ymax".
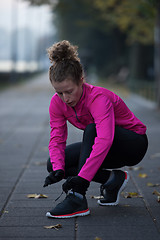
[{"xmin": 47, "ymin": 40, "xmax": 79, "ymax": 63}]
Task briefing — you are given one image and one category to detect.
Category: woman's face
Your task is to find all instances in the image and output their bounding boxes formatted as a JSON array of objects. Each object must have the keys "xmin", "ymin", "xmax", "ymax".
[{"xmin": 52, "ymin": 78, "xmax": 83, "ymax": 107}]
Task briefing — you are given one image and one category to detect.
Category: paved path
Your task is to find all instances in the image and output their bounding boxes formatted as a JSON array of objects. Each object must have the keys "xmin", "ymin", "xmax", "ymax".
[{"xmin": 0, "ymin": 73, "xmax": 160, "ymax": 240}]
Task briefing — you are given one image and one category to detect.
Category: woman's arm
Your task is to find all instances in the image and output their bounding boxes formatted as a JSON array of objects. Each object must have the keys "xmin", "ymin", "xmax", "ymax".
[
  {"xmin": 78, "ymin": 94, "xmax": 115, "ymax": 182},
  {"xmin": 48, "ymin": 96, "xmax": 67, "ymax": 172}
]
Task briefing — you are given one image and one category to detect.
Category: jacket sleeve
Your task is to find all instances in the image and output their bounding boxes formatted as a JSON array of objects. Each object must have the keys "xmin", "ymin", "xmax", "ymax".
[
  {"xmin": 78, "ymin": 94, "xmax": 115, "ymax": 182},
  {"xmin": 48, "ymin": 97, "xmax": 67, "ymax": 172}
]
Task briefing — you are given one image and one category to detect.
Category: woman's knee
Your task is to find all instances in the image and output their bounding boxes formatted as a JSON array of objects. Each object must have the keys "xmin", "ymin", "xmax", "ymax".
[
  {"xmin": 85, "ymin": 123, "xmax": 96, "ymax": 132},
  {"xmin": 83, "ymin": 123, "xmax": 97, "ymax": 141}
]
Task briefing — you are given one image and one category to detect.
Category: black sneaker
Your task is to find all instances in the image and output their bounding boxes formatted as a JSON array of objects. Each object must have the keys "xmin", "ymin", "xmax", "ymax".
[
  {"xmin": 46, "ymin": 191, "xmax": 90, "ymax": 218},
  {"xmin": 98, "ymin": 170, "xmax": 129, "ymax": 206}
]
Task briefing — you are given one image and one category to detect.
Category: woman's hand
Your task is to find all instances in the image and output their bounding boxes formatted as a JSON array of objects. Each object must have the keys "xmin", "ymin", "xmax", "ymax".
[
  {"xmin": 62, "ymin": 176, "xmax": 90, "ymax": 194},
  {"xmin": 43, "ymin": 170, "xmax": 64, "ymax": 187}
]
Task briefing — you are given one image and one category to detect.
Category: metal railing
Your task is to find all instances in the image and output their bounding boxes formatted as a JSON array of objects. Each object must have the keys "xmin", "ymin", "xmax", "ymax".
[{"xmin": 128, "ymin": 79, "xmax": 156, "ymax": 102}]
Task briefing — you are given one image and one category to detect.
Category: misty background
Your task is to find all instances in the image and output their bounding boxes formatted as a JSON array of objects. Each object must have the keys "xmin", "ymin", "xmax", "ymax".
[
  {"xmin": 0, "ymin": 0, "xmax": 160, "ymax": 107},
  {"xmin": 0, "ymin": 0, "xmax": 55, "ymax": 75}
]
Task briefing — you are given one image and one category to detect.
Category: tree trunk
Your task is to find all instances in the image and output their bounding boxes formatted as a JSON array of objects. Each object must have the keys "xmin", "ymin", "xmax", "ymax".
[{"xmin": 154, "ymin": 3, "xmax": 160, "ymax": 109}]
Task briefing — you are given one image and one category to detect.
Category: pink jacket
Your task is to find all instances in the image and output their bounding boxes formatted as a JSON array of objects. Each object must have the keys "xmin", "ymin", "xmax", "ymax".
[{"xmin": 49, "ymin": 83, "xmax": 146, "ymax": 181}]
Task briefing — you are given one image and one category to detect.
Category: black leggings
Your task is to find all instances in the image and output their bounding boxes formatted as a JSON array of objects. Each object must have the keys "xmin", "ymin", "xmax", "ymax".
[{"xmin": 47, "ymin": 124, "xmax": 148, "ymax": 184}]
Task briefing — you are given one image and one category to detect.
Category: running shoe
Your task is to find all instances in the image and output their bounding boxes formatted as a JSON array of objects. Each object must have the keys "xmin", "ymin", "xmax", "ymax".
[
  {"xmin": 46, "ymin": 191, "xmax": 90, "ymax": 218},
  {"xmin": 98, "ymin": 170, "xmax": 129, "ymax": 206}
]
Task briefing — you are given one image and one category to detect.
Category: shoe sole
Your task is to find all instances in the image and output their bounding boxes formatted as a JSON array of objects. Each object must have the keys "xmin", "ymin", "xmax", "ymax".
[
  {"xmin": 46, "ymin": 209, "xmax": 90, "ymax": 218},
  {"xmin": 97, "ymin": 171, "xmax": 129, "ymax": 206}
]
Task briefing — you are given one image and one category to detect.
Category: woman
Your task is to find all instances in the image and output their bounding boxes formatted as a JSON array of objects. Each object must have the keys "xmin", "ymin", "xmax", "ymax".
[{"xmin": 43, "ymin": 40, "xmax": 148, "ymax": 218}]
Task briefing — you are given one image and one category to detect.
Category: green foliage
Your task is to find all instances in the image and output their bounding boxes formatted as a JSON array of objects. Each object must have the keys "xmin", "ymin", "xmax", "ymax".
[
  {"xmin": 53, "ymin": 0, "xmax": 129, "ymax": 76},
  {"xmin": 25, "ymin": 0, "xmax": 157, "ymax": 45},
  {"xmin": 93, "ymin": 0, "xmax": 156, "ymax": 45},
  {"xmin": 24, "ymin": 0, "xmax": 156, "ymax": 79}
]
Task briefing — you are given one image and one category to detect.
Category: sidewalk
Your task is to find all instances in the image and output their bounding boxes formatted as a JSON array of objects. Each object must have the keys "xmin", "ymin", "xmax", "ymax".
[{"xmin": 0, "ymin": 72, "xmax": 160, "ymax": 240}]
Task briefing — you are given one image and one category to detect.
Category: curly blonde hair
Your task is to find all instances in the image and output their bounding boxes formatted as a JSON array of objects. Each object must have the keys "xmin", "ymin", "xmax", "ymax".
[{"xmin": 47, "ymin": 40, "xmax": 83, "ymax": 85}]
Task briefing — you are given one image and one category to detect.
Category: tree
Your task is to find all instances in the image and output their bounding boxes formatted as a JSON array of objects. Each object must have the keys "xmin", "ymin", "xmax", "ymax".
[
  {"xmin": 93, "ymin": 0, "xmax": 156, "ymax": 45},
  {"xmin": 25, "ymin": 0, "xmax": 160, "ymax": 106},
  {"xmin": 54, "ymin": 0, "xmax": 128, "ymax": 73},
  {"xmin": 93, "ymin": 0, "xmax": 160, "ymax": 107},
  {"xmin": 150, "ymin": 0, "xmax": 160, "ymax": 108}
]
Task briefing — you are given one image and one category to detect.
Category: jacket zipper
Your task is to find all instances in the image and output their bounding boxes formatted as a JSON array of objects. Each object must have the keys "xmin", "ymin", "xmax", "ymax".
[{"xmin": 73, "ymin": 107, "xmax": 80, "ymax": 122}]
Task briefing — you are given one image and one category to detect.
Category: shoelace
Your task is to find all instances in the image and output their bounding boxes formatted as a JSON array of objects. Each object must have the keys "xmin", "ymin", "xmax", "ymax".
[
  {"xmin": 54, "ymin": 190, "xmax": 83, "ymax": 202},
  {"xmin": 54, "ymin": 191, "xmax": 64, "ymax": 202},
  {"xmin": 54, "ymin": 176, "xmax": 74, "ymax": 202}
]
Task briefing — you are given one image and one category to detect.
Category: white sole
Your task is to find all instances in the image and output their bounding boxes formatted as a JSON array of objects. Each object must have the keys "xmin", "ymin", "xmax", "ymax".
[
  {"xmin": 46, "ymin": 209, "xmax": 90, "ymax": 218},
  {"xmin": 98, "ymin": 171, "xmax": 129, "ymax": 206}
]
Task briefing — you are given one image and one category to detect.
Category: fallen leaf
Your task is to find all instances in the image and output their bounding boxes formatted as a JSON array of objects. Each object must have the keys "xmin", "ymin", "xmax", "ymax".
[
  {"xmin": 95, "ymin": 237, "xmax": 102, "ymax": 240},
  {"xmin": 91, "ymin": 195, "xmax": 104, "ymax": 200},
  {"xmin": 27, "ymin": 194, "xmax": 37, "ymax": 198},
  {"xmin": 150, "ymin": 153, "xmax": 160, "ymax": 159},
  {"xmin": 27, "ymin": 194, "xmax": 48, "ymax": 199},
  {"xmin": 35, "ymin": 194, "xmax": 48, "ymax": 199},
  {"xmin": 138, "ymin": 173, "xmax": 147, "ymax": 178},
  {"xmin": 44, "ymin": 224, "xmax": 62, "ymax": 230},
  {"xmin": 34, "ymin": 161, "xmax": 46, "ymax": 166},
  {"xmin": 152, "ymin": 191, "xmax": 160, "ymax": 203},
  {"xmin": 147, "ymin": 183, "xmax": 160, "ymax": 187},
  {"xmin": 122, "ymin": 192, "xmax": 142, "ymax": 198},
  {"xmin": 75, "ymin": 223, "xmax": 78, "ymax": 231},
  {"xmin": 152, "ymin": 190, "xmax": 160, "ymax": 196},
  {"xmin": 129, "ymin": 166, "xmax": 143, "ymax": 171},
  {"xmin": 3, "ymin": 210, "xmax": 9, "ymax": 214}
]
